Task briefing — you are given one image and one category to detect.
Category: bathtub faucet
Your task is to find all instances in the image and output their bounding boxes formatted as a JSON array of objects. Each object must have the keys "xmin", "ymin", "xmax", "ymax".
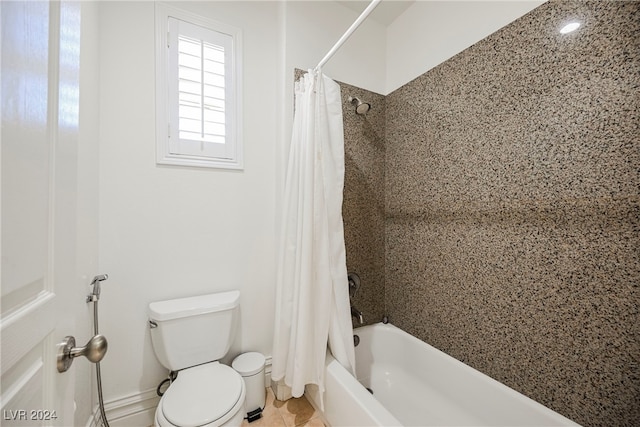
[{"xmin": 351, "ymin": 306, "xmax": 364, "ymax": 325}]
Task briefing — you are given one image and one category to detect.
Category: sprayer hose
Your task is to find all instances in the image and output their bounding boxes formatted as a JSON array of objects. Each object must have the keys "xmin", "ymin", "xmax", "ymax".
[{"xmin": 94, "ymin": 301, "xmax": 110, "ymax": 427}]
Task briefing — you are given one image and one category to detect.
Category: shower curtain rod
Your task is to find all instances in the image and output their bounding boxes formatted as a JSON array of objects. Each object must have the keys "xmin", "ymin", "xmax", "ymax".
[{"xmin": 314, "ymin": 0, "xmax": 382, "ymax": 73}]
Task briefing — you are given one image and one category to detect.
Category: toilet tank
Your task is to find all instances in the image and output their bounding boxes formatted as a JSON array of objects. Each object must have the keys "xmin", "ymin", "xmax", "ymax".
[{"xmin": 148, "ymin": 290, "xmax": 240, "ymax": 371}]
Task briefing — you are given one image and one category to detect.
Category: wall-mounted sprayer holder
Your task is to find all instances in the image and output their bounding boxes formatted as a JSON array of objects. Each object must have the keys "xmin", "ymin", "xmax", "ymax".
[{"xmin": 87, "ymin": 274, "xmax": 109, "ymax": 302}]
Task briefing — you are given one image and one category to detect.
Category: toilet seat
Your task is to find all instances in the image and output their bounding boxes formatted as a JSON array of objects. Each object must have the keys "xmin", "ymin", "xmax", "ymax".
[{"xmin": 158, "ymin": 362, "xmax": 245, "ymax": 427}]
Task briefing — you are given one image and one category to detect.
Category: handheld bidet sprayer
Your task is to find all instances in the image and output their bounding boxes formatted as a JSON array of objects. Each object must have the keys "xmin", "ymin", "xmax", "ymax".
[{"xmin": 87, "ymin": 274, "xmax": 109, "ymax": 302}]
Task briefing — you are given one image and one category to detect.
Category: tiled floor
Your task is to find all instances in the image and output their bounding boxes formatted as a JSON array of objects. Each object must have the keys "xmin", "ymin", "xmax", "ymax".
[{"xmin": 241, "ymin": 388, "xmax": 326, "ymax": 427}]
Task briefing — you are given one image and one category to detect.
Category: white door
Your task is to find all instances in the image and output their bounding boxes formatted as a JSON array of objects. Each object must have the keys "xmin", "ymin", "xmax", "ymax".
[{"xmin": 1, "ymin": 1, "xmax": 83, "ymax": 425}]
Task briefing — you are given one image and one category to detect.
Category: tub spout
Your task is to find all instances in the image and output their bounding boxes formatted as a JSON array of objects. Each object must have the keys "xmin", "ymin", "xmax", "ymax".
[{"xmin": 351, "ymin": 306, "xmax": 364, "ymax": 325}]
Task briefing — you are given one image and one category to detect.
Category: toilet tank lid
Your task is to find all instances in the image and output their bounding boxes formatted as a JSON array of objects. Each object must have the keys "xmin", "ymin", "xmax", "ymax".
[{"xmin": 148, "ymin": 290, "xmax": 240, "ymax": 322}]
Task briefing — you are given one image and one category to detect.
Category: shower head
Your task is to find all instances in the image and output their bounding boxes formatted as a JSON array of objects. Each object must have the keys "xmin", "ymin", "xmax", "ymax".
[{"xmin": 348, "ymin": 96, "xmax": 371, "ymax": 115}]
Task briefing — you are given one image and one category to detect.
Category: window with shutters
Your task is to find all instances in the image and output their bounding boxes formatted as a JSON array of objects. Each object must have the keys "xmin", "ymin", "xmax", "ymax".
[{"xmin": 156, "ymin": 5, "xmax": 242, "ymax": 169}]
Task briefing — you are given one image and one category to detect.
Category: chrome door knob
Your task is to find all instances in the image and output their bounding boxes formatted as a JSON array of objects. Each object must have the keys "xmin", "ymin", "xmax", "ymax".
[{"xmin": 57, "ymin": 334, "xmax": 108, "ymax": 373}]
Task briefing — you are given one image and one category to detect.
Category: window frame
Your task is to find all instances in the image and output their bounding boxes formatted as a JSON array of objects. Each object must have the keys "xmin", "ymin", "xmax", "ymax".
[{"xmin": 155, "ymin": 4, "xmax": 243, "ymax": 169}]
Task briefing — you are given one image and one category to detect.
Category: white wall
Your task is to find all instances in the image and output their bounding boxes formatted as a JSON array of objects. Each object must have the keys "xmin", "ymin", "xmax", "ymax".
[
  {"xmin": 284, "ymin": 1, "xmax": 387, "ymax": 95},
  {"xmin": 76, "ymin": 1, "xmax": 101, "ymax": 424},
  {"xmin": 386, "ymin": 0, "xmax": 545, "ymax": 93},
  {"xmin": 97, "ymin": 0, "xmax": 278, "ymax": 403},
  {"xmin": 278, "ymin": 0, "xmax": 388, "ymax": 187}
]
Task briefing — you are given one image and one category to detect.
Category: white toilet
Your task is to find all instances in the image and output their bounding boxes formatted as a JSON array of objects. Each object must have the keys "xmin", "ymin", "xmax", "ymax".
[{"xmin": 148, "ymin": 290, "xmax": 246, "ymax": 427}]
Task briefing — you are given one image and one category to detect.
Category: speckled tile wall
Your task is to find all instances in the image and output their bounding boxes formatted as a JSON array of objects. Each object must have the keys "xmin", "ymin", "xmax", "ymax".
[
  {"xmin": 340, "ymin": 82, "xmax": 386, "ymax": 327},
  {"xmin": 385, "ymin": 1, "xmax": 639, "ymax": 426},
  {"xmin": 294, "ymin": 69, "xmax": 386, "ymax": 327}
]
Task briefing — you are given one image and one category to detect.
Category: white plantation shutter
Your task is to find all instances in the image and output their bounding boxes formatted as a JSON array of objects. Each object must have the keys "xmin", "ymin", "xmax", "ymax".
[
  {"xmin": 177, "ymin": 34, "xmax": 226, "ymax": 144},
  {"xmin": 168, "ymin": 17, "xmax": 234, "ymax": 159},
  {"xmin": 156, "ymin": 5, "xmax": 242, "ymax": 169}
]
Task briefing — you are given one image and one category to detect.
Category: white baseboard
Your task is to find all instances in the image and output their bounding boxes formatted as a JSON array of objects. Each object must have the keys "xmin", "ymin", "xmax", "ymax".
[
  {"xmin": 86, "ymin": 357, "xmax": 273, "ymax": 427},
  {"xmin": 86, "ymin": 388, "xmax": 159, "ymax": 427},
  {"xmin": 264, "ymin": 355, "xmax": 272, "ymax": 386}
]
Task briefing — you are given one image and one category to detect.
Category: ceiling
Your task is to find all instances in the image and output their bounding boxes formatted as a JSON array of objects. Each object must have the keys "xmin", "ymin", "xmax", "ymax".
[{"xmin": 336, "ymin": 1, "xmax": 415, "ymax": 26}]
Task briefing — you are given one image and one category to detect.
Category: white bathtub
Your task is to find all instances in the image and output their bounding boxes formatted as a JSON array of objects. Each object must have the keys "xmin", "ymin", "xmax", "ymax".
[{"xmin": 306, "ymin": 323, "xmax": 580, "ymax": 427}]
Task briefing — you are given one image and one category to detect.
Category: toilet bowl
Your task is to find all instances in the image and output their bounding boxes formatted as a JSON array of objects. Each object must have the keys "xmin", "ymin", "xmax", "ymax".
[
  {"xmin": 148, "ymin": 291, "xmax": 245, "ymax": 427},
  {"xmin": 154, "ymin": 362, "xmax": 245, "ymax": 427}
]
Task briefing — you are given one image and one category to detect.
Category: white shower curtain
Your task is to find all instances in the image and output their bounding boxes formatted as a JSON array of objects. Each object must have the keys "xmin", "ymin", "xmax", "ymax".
[{"xmin": 271, "ymin": 70, "xmax": 356, "ymax": 400}]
